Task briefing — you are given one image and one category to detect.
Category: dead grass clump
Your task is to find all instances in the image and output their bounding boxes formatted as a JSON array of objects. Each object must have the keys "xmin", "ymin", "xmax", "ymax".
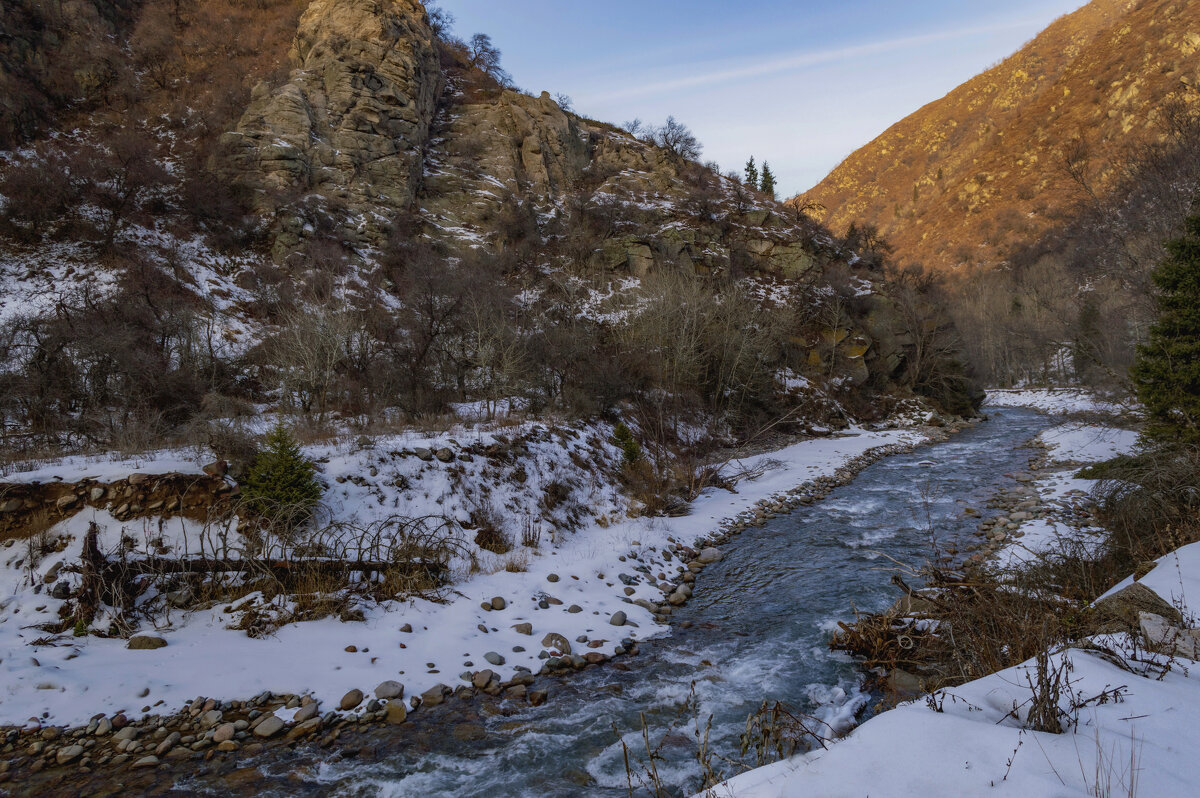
[
  {"xmin": 832, "ymin": 570, "xmax": 1079, "ymax": 696},
  {"xmin": 1091, "ymin": 444, "xmax": 1200, "ymax": 572}
]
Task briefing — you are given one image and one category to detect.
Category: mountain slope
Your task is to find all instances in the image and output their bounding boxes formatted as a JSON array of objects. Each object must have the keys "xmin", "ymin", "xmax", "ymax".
[{"xmin": 800, "ymin": 0, "xmax": 1200, "ymax": 272}]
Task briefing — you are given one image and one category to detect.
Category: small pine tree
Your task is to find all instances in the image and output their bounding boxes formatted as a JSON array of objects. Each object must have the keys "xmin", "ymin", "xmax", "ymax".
[
  {"xmin": 760, "ymin": 162, "xmax": 777, "ymax": 199},
  {"xmin": 1130, "ymin": 212, "xmax": 1200, "ymax": 444},
  {"xmin": 612, "ymin": 422, "xmax": 642, "ymax": 466},
  {"xmin": 244, "ymin": 421, "xmax": 322, "ymax": 531},
  {"xmin": 744, "ymin": 156, "xmax": 759, "ymax": 188}
]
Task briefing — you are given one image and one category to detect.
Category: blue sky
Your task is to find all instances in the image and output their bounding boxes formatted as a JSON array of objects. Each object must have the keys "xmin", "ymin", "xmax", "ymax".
[{"xmin": 432, "ymin": 0, "xmax": 1086, "ymax": 195}]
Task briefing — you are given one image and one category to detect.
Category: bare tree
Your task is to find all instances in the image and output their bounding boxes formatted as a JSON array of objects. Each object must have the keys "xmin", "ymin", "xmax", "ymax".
[
  {"xmin": 423, "ymin": 3, "xmax": 455, "ymax": 38},
  {"xmin": 652, "ymin": 116, "xmax": 702, "ymax": 162},
  {"xmin": 270, "ymin": 305, "xmax": 357, "ymax": 417},
  {"xmin": 467, "ymin": 33, "xmax": 511, "ymax": 85}
]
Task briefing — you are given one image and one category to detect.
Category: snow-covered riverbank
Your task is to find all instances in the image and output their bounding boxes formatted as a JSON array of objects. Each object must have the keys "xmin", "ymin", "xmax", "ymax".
[
  {"xmin": 703, "ymin": 390, "xmax": 1200, "ymax": 798},
  {"xmin": 0, "ymin": 418, "xmax": 935, "ymax": 730},
  {"xmin": 700, "ymin": 540, "xmax": 1200, "ymax": 797}
]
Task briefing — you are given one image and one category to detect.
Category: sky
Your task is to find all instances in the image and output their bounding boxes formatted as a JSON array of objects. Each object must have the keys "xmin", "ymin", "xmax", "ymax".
[{"xmin": 433, "ymin": 0, "xmax": 1087, "ymax": 196}]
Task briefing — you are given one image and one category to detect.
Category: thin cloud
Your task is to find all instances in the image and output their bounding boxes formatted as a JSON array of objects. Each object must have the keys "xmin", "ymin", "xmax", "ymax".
[{"xmin": 581, "ymin": 18, "xmax": 1039, "ymax": 104}]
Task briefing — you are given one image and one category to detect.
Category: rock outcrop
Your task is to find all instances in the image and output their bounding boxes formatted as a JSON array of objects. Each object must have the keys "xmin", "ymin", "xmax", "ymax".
[
  {"xmin": 211, "ymin": 0, "xmax": 836, "ymax": 281},
  {"xmin": 217, "ymin": 0, "xmax": 440, "ymax": 252}
]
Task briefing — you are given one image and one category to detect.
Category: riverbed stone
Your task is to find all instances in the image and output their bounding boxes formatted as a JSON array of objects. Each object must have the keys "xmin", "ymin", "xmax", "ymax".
[
  {"xmin": 609, "ymin": 611, "xmax": 627, "ymax": 626},
  {"xmin": 212, "ymin": 723, "xmax": 236, "ymax": 744},
  {"xmin": 484, "ymin": 651, "xmax": 505, "ymax": 666},
  {"xmin": 339, "ymin": 689, "xmax": 364, "ymax": 711},
  {"xmin": 374, "ymin": 681, "xmax": 404, "ymax": 700},
  {"xmin": 541, "ymin": 632, "xmax": 571, "ymax": 654},
  {"xmin": 421, "ymin": 685, "xmax": 449, "ymax": 707},
  {"xmin": 386, "ymin": 700, "xmax": 408, "ymax": 724},
  {"xmin": 56, "ymin": 744, "xmax": 84, "ymax": 765},
  {"xmin": 253, "ymin": 716, "xmax": 284, "ymax": 738},
  {"xmin": 697, "ymin": 547, "xmax": 723, "ymax": 564}
]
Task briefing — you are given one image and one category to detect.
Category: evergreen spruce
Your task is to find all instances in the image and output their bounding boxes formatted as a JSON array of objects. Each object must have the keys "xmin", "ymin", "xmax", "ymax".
[
  {"xmin": 1130, "ymin": 212, "xmax": 1200, "ymax": 443},
  {"xmin": 760, "ymin": 162, "xmax": 777, "ymax": 199},
  {"xmin": 743, "ymin": 156, "xmax": 759, "ymax": 188},
  {"xmin": 244, "ymin": 421, "xmax": 322, "ymax": 530}
]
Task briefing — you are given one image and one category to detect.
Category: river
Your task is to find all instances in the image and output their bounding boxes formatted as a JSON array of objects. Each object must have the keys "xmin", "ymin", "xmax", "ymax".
[{"xmin": 168, "ymin": 407, "xmax": 1054, "ymax": 798}]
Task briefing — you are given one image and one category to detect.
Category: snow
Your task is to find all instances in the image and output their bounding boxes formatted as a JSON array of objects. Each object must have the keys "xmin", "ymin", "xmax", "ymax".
[
  {"xmin": 704, "ymin": 540, "xmax": 1200, "ymax": 798},
  {"xmin": 984, "ymin": 388, "xmax": 1129, "ymax": 416},
  {"xmin": 1039, "ymin": 424, "xmax": 1140, "ymax": 464},
  {"xmin": 0, "ymin": 422, "xmax": 925, "ymax": 728},
  {"xmin": 0, "ymin": 450, "xmax": 207, "ymax": 483},
  {"xmin": 1100, "ymin": 540, "xmax": 1200, "ymax": 613}
]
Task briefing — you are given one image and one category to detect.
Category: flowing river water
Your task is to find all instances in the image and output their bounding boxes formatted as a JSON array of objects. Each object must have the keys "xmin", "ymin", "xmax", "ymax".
[{"xmin": 164, "ymin": 407, "xmax": 1054, "ymax": 798}]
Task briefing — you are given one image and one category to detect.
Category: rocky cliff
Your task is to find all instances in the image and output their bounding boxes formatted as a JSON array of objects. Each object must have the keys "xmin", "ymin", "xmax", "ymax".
[
  {"xmin": 800, "ymin": 0, "xmax": 1200, "ymax": 272},
  {"xmin": 218, "ymin": 0, "xmax": 440, "ymax": 238},
  {"xmin": 212, "ymin": 0, "xmax": 827, "ymax": 279}
]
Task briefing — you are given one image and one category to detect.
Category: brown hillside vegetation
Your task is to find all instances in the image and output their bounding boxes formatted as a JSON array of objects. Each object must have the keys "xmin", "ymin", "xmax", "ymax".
[{"xmin": 799, "ymin": 0, "xmax": 1200, "ymax": 272}]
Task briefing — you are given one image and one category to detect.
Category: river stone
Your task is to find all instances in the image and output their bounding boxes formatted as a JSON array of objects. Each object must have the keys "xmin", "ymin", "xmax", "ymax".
[
  {"xmin": 472, "ymin": 669, "xmax": 494, "ymax": 688},
  {"xmin": 421, "ymin": 685, "xmax": 449, "ymax": 707},
  {"xmin": 697, "ymin": 547, "xmax": 723, "ymax": 564},
  {"xmin": 213, "ymin": 723, "xmax": 236, "ymax": 743},
  {"xmin": 541, "ymin": 632, "xmax": 571, "ymax": 654},
  {"xmin": 547, "ymin": 574, "xmax": 560, "ymax": 583},
  {"xmin": 132, "ymin": 755, "xmax": 159, "ymax": 768},
  {"xmin": 127, "ymin": 633, "xmax": 167, "ymax": 650},
  {"xmin": 293, "ymin": 702, "xmax": 320, "ymax": 723},
  {"xmin": 374, "ymin": 681, "xmax": 404, "ymax": 700},
  {"xmin": 287, "ymin": 718, "xmax": 323, "ymax": 740},
  {"xmin": 490, "ymin": 596, "xmax": 507, "ymax": 610},
  {"xmin": 56, "ymin": 744, "xmax": 84, "ymax": 765},
  {"xmin": 386, "ymin": 700, "xmax": 408, "ymax": 724},
  {"xmin": 154, "ymin": 731, "xmax": 181, "ymax": 755},
  {"xmin": 339, "ymin": 689, "xmax": 364, "ymax": 711},
  {"xmin": 529, "ymin": 689, "xmax": 548, "ymax": 706},
  {"xmin": 567, "ymin": 605, "xmax": 582, "ymax": 613},
  {"xmin": 253, "ymin": 716, "xmax": 284, "ymax": 738},
  {"xmin": 484, "ymin": 651, "xmax": 505, "ymax": 666},
  {"xmin": 609, "ymin": 611, "xmax": 627, "ymax": 626}
]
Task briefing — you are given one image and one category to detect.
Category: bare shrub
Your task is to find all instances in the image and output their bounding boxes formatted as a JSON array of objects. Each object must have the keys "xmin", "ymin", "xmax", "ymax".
[{"xmin": 1090, "ymin": 445, "xmax": 1200, "ymax": 572}]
